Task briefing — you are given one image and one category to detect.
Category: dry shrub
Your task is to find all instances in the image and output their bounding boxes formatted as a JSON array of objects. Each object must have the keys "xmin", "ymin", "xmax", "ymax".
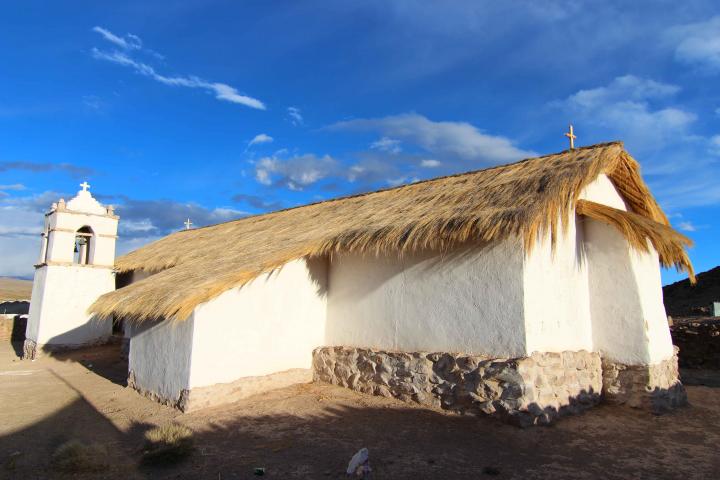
[
  {"xmin": 141, "ymin": 423, "xmax": 194, "ymax": 465},
  {"xmin": 51, "ymin": 440, "xmax": 107, "ymax": 473}
]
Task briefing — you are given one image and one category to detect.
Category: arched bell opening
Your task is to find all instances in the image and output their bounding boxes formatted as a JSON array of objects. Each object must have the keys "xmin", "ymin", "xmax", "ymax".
[{"xmin": 73, "ymin": 226, "xmax": 95, "ymax": 265}]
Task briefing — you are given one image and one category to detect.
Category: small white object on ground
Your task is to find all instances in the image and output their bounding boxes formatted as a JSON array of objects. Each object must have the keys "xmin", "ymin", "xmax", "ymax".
[{"xmin": 347, "ymin": 447, "xmax": 371, "ymax": 477}]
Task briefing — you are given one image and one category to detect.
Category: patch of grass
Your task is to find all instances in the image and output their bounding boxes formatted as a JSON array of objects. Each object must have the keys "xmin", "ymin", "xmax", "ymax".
[
  {"xmin": 51, "ymin": 440, "xmax": 108, "ymax": 473},
  {"xmin": 141, "ymin": 423, "xmax": 194, "ymax": 466}
]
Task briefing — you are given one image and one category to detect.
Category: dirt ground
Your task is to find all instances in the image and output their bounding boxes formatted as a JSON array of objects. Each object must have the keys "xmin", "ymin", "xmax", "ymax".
[{"xmin": 1, "ymin": 342, "xmax": 719, "ymax": 479}]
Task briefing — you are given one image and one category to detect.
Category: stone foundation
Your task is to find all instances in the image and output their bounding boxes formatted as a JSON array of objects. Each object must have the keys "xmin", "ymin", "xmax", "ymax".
[
  {"xmin": 128, "ymin": 368, "xmax": 313, "ymax": 412},
  {"xmin": 601, "ymin": 347, "xmax": 687, "ymax": 413},
  {"xmin": 22, "ymin": 339, "xmax": 37, "ymax": 360},
  {"xmin": 313, "ymin": 347, "xmax": 602, "ymax": 426}
]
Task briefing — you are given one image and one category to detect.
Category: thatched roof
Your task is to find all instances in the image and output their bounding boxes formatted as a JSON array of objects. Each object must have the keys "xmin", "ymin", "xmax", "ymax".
[
  {"xmin": 90, "ymin": 141, "xmax": 694, "ymax": 322},
  {"xmin": 0, "ymin": 277, "xmax": 33, "ymax": 302}
]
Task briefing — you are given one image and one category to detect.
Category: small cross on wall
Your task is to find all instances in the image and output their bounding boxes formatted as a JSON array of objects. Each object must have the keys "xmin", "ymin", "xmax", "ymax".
[
  {"xmin": 184, "ymin": 218, "xmax": 193, "ymax": 230},
  {"xmin": 564, "ymin": 124, "xmax": 577, "ymax": 150},
  {"xmin": 80, "ymin": 181, "xmax": 91, "ymax": 192}
]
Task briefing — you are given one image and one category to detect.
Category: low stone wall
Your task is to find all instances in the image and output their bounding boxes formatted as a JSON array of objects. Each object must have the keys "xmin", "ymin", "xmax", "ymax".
[
  {"xmin": 128, "ymin": 368, "xmax": 313, "ymax": 412},
  {"xmin": 313, "ymin": 347, "xmax": 602, "ymax": 427},
  {"xmin": 671, "ymin": 318, "xmax": 720, "ymax": 369},
  {"xmin": 601, "ymin": 347, "xmax": 687, "ymax": 413},
  {"xmin": 0, "ymin": 314, "xmax": 26, "ymax": 341}
]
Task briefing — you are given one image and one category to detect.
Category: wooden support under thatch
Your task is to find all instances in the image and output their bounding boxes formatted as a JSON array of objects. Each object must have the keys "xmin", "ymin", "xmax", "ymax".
[{"xmin": 89, "ymin": 142, "xmax": 694, "ymax": 323}]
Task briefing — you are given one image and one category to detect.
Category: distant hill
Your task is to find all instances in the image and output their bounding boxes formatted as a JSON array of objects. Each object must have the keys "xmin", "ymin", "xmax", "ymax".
[
  {"xmin": 663, "ymin": 266, "xmax": 720, "ymax": 317},
  {"xmin": 0, "ymin": 277, "xmax": 33, "ymax": 302}
]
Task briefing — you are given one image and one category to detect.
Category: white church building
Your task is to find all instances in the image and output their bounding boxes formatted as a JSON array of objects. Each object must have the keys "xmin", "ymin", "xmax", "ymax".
[{"xmin": 26, "ymin": 142, "xmax": 694, "ymax": 425}]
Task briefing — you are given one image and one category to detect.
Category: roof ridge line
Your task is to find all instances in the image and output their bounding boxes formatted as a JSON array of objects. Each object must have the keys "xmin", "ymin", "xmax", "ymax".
[{"xmin": 174, "ymin": 140, "xmax": 625, "ymax": 234}]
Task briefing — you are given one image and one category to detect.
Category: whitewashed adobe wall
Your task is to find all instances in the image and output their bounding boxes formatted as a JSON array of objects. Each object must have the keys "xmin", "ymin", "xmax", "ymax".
[
  {"xmin": 128, "ymin": 316, "xmax": 195, "ymax": 403},
  {"xmin": 127, "ymin": 258, "xmax": 327, "ymax": 403},
  {"xmin": 523, "ymin": 217, "xmax": 593, "ymax": 354},
  {"xmin": 522, "ymin": 174, "xmax": 625, "ymax": 355},
  {"xmin": 583, "ymin": 220, "xmax": 673, "ymax": 365},
  {"xmin": 325, "ymin": 240, "xmax": 527, "ymax": 358},
  {"xmin": 188, "ymin": 258, "xmax": 327, "ymax": 388},
  {"xmin": 580, "ymin": 174, "xmax": 673, "ymax": 365},
  {"xmin": 26, "ymin": 265, "xmax": 114, "ymax": 346}
]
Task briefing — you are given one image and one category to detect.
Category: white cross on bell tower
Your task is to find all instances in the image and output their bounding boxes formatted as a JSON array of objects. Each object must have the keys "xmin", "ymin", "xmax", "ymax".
[{"xmin": 80, "ymin": 181, "xmax": 91, "ymax": 192}]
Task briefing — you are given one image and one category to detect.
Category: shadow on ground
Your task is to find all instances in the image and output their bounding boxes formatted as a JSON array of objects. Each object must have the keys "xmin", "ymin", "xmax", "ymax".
[{"xmin": 2, "ymin": 343, "xmax": 720, "ymax": 479}]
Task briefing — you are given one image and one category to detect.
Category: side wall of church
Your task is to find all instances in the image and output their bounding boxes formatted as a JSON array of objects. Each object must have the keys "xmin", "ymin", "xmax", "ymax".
[
  {"xmin": 187, "ymin": 258, "xmax": 328, "ymax": 389},
  {"xmin": 127, "ymin": 315, "xmax": 195, "ymax": 406},
  {"xmin": 577, "ymin": 174, "xmax": 674, "ymax": 365},
  {"xmin": 522, "ymin": 217, "xmax": 593, "ymax": 354},
  {"xmin": 325, "ymin": 240, "xmax": 527, "ymax": 358}
]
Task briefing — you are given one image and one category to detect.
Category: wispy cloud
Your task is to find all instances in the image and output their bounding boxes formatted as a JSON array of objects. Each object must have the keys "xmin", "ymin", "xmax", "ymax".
[
  {"xmin": 287, "ymin": 107, "xmax": 304, "ymax": 126},
  {"xmin": 677, "ymin": 221, "xmax": 697, "ymax": 232},
  {"xmin": 668, "ymin": 16, "xmax": 720, "ymax": 70},
  {"xmin": 91, "ymin": 28, "xmax": 264, "ymax": 109},
  {"xmin": 420, "ymin": 159, "xmax": 441, "ymax": 168},
  {"xmin": 255, "ymin": 153, "xmax": 338, "ymax": 190},
  {"xmin": 0, "ymin": 184, "xmax": 26, "ymax": 191},
  {"xmin": 248, "ymin": 133, "xmax": 274, "ymax": 147},
  {"xmin": 555, "ymin": 75, "xmax": 696, "ymax": 151},
  {"xmin": 232, "ymin": 193, "xmax": 283, "ymax": 211},
  {"xmin": 0, "ymin": 161, "xmax": 95, "ymax": 178},
  {"xmin": 92, "ymin": 26, "xmax": 142, "ymax": 51},
  {"xmin": 370, "ymin": 137, "xmax": 402, "ymax": 154},
  {"xmin": 328, "ymin": 113, "xmax": 534, "ymax": 165}
]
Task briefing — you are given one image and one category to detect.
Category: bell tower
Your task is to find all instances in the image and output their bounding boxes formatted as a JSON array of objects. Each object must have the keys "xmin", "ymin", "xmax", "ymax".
[{"xmin": 24, "ymin": 182, "xmax": 119, "ymax": 359}]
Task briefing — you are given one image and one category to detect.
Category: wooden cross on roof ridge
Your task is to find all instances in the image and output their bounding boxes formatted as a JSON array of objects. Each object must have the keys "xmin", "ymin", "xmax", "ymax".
[{"xmin": 564, "ymin": 124, "xmax": 577, "ymax": 150}]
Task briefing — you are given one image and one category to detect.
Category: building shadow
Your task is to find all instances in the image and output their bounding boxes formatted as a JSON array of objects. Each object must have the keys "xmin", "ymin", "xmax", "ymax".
[{"xmin": 2, "ymin": 377, "xmax": 717, "ymax": 479}]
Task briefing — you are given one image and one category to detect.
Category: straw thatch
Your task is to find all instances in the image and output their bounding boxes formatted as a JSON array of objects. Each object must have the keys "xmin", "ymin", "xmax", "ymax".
[
  {"xmin": 0, "ymin": 277, "xmax": 33, "ymax": 302},
  {"xmin": 90, "ymin": 141, "xmax": 694, "ymax": 322},
  {"xmin": 576, "ymin": 199, "xmax": 694, "ymax": 281}
]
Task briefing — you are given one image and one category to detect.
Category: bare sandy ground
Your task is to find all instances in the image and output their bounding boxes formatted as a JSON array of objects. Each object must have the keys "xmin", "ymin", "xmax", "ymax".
[{"xmin": 1, "ymin": 342, "xmax": 719, "ymax": 479}]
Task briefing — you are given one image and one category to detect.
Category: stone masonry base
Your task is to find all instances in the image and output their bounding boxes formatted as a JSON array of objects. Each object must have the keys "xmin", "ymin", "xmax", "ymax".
[
  {"xmin": 313, "ymin": 347, "xmax": 602, "ymax": 427},
  {"xmin": 128, "ymin": 368, "xmax": 313, "ymax": 412},
  {"xmin": 601, "ymin": 347, "xmax": 687, "ymax": 413},
  {"xmin": 313, "ymin": 346, "xmax": 686, "ymax": 426}
]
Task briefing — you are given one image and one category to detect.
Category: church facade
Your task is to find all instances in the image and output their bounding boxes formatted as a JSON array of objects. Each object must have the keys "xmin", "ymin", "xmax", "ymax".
[{"xmin": 27, "ymin": 142, "xmax": 694, "ymax": 425}]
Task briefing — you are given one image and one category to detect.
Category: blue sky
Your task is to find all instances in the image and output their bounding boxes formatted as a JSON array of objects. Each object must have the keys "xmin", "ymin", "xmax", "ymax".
[{"xmin": 1, "ymin": 0, "xmax": 718, "ymax": 283}]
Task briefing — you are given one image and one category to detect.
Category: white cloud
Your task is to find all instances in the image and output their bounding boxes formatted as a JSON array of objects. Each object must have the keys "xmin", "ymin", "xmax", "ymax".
[
  {"xmin": 420, "ymin": 159, "xmax": 441, "ymax": 168},
  {"xmin": 121, "ymin": 219, "xmax": 155, "ymax": 233},
  {"xmin": 92, "ymin": 26, "xmax": 142, "ymax": 50},
  {"xmin": 91, "ymin": 48, "xmax": 265, "ymax": 109},
  {"xmin": 0, "ymin": 204, "xmax": 44, "ymax": 277},
  {"xmin": 709, "ymin": 135, "xmax": 720, "ymax": 155},
  {"xmin": 248, "ymin": 133, "xmax": 274, "ymax": 147},
  {"xmin": 668, "ymin": 16, "xmax": 720, "ymax": 70},
  {"xmin": 328, "ymin": 113, "xmax": 534, "ymax": 164},
  {"xmin": 370, "ymin": 137, "xmax": 402, "ymax": 154},
  {"xmin": 255, "ymin": 154, "xmax": 338, "ymax": 189},
  {"xmin": 557, "ymin": 75, "xmax": 696, "ymax": 150},
  {"xmin": 565, "ymin": 75, "xmax": 680, "ymax": 109},
  {"xmin": 677, "ymin": 221, "xmax": 697, "ymax": 232},
  {"xmin": 0, "ymin": 184, "xmax": 25, "ymax": 191},
  {"xmin": 287, "ymin": 107, "xmax": 304, "ymax": 126}
]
